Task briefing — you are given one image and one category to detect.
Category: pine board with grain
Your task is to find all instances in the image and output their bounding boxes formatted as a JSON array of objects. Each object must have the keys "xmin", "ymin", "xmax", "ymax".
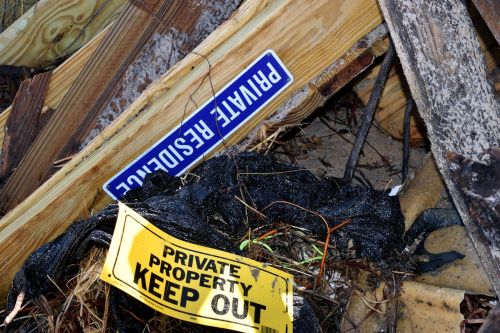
[{"xmin": 0, "ymin": 0, "xmax": 124, "ymax": 67}]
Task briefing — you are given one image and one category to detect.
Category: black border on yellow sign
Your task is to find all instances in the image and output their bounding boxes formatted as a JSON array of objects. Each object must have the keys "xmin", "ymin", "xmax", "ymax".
[{"xmin": 106, "ymin": 213, "xmax": 291, "ymax": 331}]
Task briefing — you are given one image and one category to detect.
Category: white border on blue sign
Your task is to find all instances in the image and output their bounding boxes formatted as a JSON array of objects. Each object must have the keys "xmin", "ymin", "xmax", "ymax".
[{"xmin": 104, "ymin": 49, "xmax": 293, "ymax": 199}]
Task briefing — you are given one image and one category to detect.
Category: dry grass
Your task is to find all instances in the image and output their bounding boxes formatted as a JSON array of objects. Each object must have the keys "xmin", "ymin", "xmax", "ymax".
[{"xmin": 3, "ymin": 248, "xmax": 110, "ymax": 332}]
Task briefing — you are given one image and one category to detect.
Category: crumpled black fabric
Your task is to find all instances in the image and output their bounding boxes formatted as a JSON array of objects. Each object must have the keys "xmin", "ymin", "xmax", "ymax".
[{"xmin": 4, "ymin": 152, "xmax": 456, "ymax": 332}]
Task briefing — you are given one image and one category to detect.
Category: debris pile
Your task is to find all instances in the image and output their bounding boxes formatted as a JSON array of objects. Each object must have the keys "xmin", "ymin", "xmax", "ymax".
[
  {"xmin": 0, "ymin": 0, "xmax": 497, "ymax": 331},
  {"xmin": 2, "ymin": 153, "xmax": 465, "ymax": 332}
]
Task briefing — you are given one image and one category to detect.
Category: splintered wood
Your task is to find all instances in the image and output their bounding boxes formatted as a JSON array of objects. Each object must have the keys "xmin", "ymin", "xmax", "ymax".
[
  {"xmin": 0, "ymin": 0, "xmax": 384, "ymax": 301},
  {"xmin": 0, "ymin": 72, "xmax": 52, "ymax": 180},
  {"xmin": 0, "ymin": 27, "xmax": 107, "ymax": 150},
  {"xmin": 0, "ymin": 0, "xmax": 242, "ymax": 213}
]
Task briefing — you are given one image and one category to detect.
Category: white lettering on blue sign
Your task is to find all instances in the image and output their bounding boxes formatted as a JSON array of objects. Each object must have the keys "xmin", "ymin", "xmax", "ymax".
[{"xmin": 104, "ymin": 50, "xmax": 293, "ymax": 200}]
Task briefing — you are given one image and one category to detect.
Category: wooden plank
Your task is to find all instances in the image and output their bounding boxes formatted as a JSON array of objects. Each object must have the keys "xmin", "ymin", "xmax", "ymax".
[
  {"xmin": 0, "ymin": 27, "xmax": 108, "ymax": 153},
  {"xmin": 51, "ymin": 0, "xmax": 243, "ymax": 178},
  {"xmin": 353, "ymin": 2, "xmax": 500, "ymax": 142},
  {"xmin": 246, "ymin": 24, "xmax": 389, "ymax": 146},
  {"xmin": 0, "ymin": 0, "xmax": 125, "ymax": 67},
  {"xmin": 0, "ymin": 71, "xmax": 52, "ymax": 180},
  {"xmin": 472, "ymin": 0, "xmax": 500, "ymax": 44},
  {"xmin": 0, "ymin": 1, "xmax": 245, "ymax": 213},
  {"xmin": 0, "ymin": 1, "xmax": 171, "ymax": 212},
  {"xmin": 378, "ymin": 0, "xmax": 500, "ymax": 296},
  {"xmin": 0, "ymin": 0, "xmax": 384, "ymax": 301}
]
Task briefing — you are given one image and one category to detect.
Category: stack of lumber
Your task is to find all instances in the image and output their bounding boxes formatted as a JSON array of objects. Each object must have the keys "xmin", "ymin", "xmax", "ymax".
[{"xmin": 0, "ymin": 0, "xmax": 498, "ymax": 312}]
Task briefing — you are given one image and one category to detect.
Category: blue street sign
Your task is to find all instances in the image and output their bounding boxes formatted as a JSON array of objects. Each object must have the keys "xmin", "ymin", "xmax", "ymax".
[{"xmin": 104, "ymin": 50, "xmax": 293, "ymax": 199}]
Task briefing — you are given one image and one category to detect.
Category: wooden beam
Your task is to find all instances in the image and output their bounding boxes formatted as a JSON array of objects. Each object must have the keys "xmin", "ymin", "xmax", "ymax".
[
  {"xmin": 51, "ymin": 0, "xmax": 243, "ymax": 178},
  {"xmin": 0, "ymin": 71, "xmax": 52, "ymax": 179},
  {"xmin": 353, "ymin": 2, "xmax": 500, "ymax": 142},
  {"xmin": 472, "ymin": 0, "xmax": 500, "ymax": 44},
  {"xmin": 0, "ymin": 0, "xmax": 384, "ymax": 301},
  {"xmin": 0, "ymin": 0, "xmax": 125, "ymax": 67},
  {"xmin": 246, "ymin": 24, "xmax": 389, "ymax": 147},
  {"xmin": 378, "ymin": 0, "xmax": 500, "ymax": 295},
  {"xmin": 0, "ymin": 1, "xmax": 174, "ymax": 212}
]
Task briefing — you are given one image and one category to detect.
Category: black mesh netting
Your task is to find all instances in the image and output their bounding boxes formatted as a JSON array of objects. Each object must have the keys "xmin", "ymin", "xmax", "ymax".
[{"xmin": 1, "ymin": 152, "xmax": 463, "ymax": 332}]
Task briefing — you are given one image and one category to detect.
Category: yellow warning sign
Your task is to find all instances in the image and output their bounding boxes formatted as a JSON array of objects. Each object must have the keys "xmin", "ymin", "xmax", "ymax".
[{"xmin": 100, "ymin": 202, "xmax": 294, "ymax": 333}]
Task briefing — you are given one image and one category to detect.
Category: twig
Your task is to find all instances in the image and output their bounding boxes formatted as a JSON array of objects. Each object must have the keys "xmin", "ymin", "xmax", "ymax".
[
  {"xmin": 319, "ymin": 218, "xmax": 351, "ymax": 286},
  {"xmin": 3, "ymin": 290, "xmax": 26, "ymax": 325},
  {"xmin": 234, "ymin": 196, "xmax": 267, "ymax": 219},
  {"xmin": 261, "ymin": 200, "xmax": 351, "ymax": 286},
  {"xmin": 319, "ymin": 116, "xmax": 353, "ymax": 145},
  {"xmin": 354, "ymin": 289, "xmax": 388, "ymax": 314},
  {"xmin": 237, "ymin": 169, "xmax": 316, "ymax": 176},
  {"xmin": 402, "ymin": 97, "xmax": 414, "ymax": 182},
  {"xmin": 255, "ymin": 229, "xmax": 278, "ymax": 241},
  {"xmin": 343, "ymin": 43, "xmax": 395, "ymax": 182}
]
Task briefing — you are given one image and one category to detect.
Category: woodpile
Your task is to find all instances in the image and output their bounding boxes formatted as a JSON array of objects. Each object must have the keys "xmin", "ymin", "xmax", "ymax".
[{"xmin": 0, "ymin": 0, "xmax": 498, "ymax": 331}]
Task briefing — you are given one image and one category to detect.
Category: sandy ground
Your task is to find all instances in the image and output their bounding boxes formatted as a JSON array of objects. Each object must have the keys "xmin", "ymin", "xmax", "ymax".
[{"xmin": 274, "ymin": 90, "xmax": 428, "ymax": 191}]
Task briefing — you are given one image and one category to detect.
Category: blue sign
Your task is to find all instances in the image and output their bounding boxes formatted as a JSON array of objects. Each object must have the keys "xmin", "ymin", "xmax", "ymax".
[{"xmin": 104, "ymin": 50, "xmax": 293, "ymax": 199}]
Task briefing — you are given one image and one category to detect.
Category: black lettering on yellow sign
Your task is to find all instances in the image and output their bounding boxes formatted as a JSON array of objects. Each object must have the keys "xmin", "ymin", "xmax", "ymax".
[
  {"xmin": 162, "ymin": 245, "xmax": 241, "ymax": 278},
  {"xmin": 133, "ymin": 262, "xmax": 200, "ymax": 307},
  {"xmin": 133, "ymin": 261, "xmax": 266, "ymax": 322},
  {"xmin": 100, "ymin": 203, "xmax": 294, "ymax": 332},
  {"xmin": 148, "ymin": 253, "xmax": 253, "ymax": 295},
  {"xmin": 211, "ymin": 294, "xmax": 266, "ymax": 324}
]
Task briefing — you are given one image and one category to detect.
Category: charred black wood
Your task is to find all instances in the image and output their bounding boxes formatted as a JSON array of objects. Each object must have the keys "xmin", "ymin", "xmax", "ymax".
[
  {"xmin": 447, "ymin": 148, "xmax": 500, "ymax": 274},
  {"xmin": 402, "ymin": 97, "xmax": 414, "ymax": 182}
]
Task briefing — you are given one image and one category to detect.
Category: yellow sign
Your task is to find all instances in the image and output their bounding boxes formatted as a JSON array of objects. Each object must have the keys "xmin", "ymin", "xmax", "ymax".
[{"xmin": 101, "ymin": 202, "xmax": 294, "ymax": 333}]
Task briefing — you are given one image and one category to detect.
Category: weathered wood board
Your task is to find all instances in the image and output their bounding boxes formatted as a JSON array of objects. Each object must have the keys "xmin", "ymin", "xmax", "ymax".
[
  {"xmin": 379, "ymin": 0, "xmax": 500, "ymax": 296},
  {"xmin": 51, "ymin": 0, "xmax": 244, "ymax": 178},
  {"xmin": 0, "ymin": 0, "xmax": 384, "ymax": 301},
  {"xmin": 0, "ymin": 0, "xmax": 124, "ymax": 67},
  {"xmin": 354, "ymin": 2, "xmax": 500, "ymax": 142},
  {"xmin": 0, "ymin": 71, "xmax": 52, "ymax": 179},
  {"xmin": 245, "ymin": 24, "xmax": 389, "ymax": 148},
  {"xmin": 0, "ymin": 27, "xmax": 108, "ymax": 153},
  {"xmin": 0, "ymin": 0, "xmax": 37, "ymax": 32}
]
